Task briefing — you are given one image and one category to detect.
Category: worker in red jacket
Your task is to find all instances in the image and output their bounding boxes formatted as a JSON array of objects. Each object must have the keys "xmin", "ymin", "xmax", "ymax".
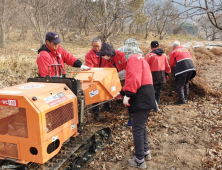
[
  {"xmin": 99, "ymin": 43, "xmax": 126, "ymax": 79},
  {"xmin": 116, "ymin": 54, "xmax": 157, "ymax": 169},
  {"xmin": 84, "ymin": 38, "xmax": 107, "ymax": 121},
  {"xmin": 117, "ymin": 38, "xmax": 143, "ymax": 127},
  {"xmin": 145, "ymin": 41, "xmax": 171, "ymax": 104},
  {"xmin": 37, "ymin": 31, "xmax": 90, "ymax": 77},
  {"xmin": 169, "ymin": 41, "xmax": 196, "ymax": 104},
  {"xmin": 85, "ymin": 37, "xmax": 106, "ymax": 67}
]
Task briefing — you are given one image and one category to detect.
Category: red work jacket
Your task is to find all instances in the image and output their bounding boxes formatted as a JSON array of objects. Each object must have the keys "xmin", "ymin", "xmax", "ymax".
[
  {"xmin": 105, "ymin": 50, "xmax": 126, "ymax": 72},
  {"xmin": 145, "ymin": 51, "xmax": 171, "ymax": 84},
  {"xmin": 121, "ymin": 54, "xmax": 156, "ymax": 112},
  {"xmin": 145, "ymin": 52, "xmax": 171, "ymax": 73},
  {"xmin": 123, "ymin": 54, "xmax": 153, "ymax": 93},
  {"xmin": 85, "ymin": 49, "xmax": 106, "ymax": 67},
  {"xmin": 169, "ymin": 46, "xmax": 196, "ymax": 78},
  {"xmin": 169, "ymin": 46, "xmax": 192, "ymax": 69},
  {"xmin": 37, "ymin": 44, "xmax": 78, "ymax": 77}
]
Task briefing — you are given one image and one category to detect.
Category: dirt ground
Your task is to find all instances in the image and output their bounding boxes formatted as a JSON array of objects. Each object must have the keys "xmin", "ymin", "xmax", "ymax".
[{"xmin": 86, "ymin": 48, "xmax": 222, "ymax": 170}]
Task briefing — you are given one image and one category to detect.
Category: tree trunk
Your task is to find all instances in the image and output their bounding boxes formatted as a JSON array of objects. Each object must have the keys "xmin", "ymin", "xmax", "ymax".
[
  {"xmin": 83, "ymin": 16, "xmax": 89, "ymax": 36},
  {"xmin": 0, "ymin": 24, "xmax": 5, "ymax": 48},
  {"xmin": 129, "ymin": 22, "xmax": 133, "ymax": 34},
  {"xmin": 101, "ymin": 34, "xmax": 108, "ymax": 43},
  {"xmin": 40, "ymin": 36, "xmax": 44, "ymax": 45},
  {"xmin": 144, "ymin": 31, "xmax": 149, "ymax": 39},
  {"xmin": 144, "ymin": 22, "xmax": 149, "ymax": 39},
  {"xmin": 39, "ymin": 35, "xmax": 44, "ymax": 48},
  {"xmin": 120, "ymin": 21, "xmax": 124, "ymax": 32},
  {"xmin": 85, "ymin": 27, "xmax": 89, "ymax": 36},
  {"xmin": 160, "ymin": 33, "xmax": 164, "ymax": 40},
  {"xmin": 136, "ymin": 24, "xmax": 139, "ymax": 34}
]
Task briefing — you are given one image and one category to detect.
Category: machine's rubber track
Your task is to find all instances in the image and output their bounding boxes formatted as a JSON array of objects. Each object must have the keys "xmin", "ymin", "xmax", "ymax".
[{"xmin": 29, "ymin": 126, "xmax": 111, "ymax": 170}]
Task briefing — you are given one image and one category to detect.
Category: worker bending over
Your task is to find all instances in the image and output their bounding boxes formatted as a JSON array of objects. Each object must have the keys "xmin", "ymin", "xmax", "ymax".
[
  {"xmin": 99, "ymin": 43, "xmax": 126, "ymax": 79},
  {"xmin": 169, "ymin": 41, "xmax": 196, "ymax": 104},
  {"xmin": 116, "ymin": 53, "xmax": 157, "ymax": 169}
]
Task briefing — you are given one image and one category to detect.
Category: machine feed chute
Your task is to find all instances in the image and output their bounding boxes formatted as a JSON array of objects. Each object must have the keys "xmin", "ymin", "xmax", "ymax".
[{"xmin": 73, "ymin": 68, "xmax": 122, "ymax": 106}]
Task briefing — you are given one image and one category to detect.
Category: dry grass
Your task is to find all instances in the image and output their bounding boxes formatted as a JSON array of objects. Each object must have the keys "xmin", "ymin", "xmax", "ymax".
[
  {"xmin": 0, "ymin": 55, "xmax": 37, "ymax": 87},
  {"xmin": 209, "ymin": 47, "xmax": 222, "ymax": 56}
]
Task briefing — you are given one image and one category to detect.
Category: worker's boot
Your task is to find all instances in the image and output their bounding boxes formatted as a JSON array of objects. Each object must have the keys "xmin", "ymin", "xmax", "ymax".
[
  {"xmin": 128, "ymin": 156, "xmax": 147, "ymax": 169},
  {"xmin": 125, "ymin": 118, "xmax": 133, "ymax": 127},
  {"xmin": 144, "ymin": 150, "xmax": 152, "ymax": 161},
  {"xmin": 174, "ymin": 100, "xmax": 186, "ymax": 105}
]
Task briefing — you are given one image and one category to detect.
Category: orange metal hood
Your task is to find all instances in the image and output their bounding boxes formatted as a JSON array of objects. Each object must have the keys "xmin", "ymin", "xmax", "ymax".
[
  {"xmin": 74, "ymin": 68, "xmax": 122, "ymax": 106},
  {"xmin": 0, "ymin": 82, "xmax": 66, "ymax": 98}
]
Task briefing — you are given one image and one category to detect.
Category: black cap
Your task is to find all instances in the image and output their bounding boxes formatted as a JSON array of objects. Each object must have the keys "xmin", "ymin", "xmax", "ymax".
[
  {"xmin": 46, "ymin": 31, "xmax": 62, "ymax": 44},
  {"xmin": 151, "ymin": 41, "xmax": 159, "ymax": 48}
]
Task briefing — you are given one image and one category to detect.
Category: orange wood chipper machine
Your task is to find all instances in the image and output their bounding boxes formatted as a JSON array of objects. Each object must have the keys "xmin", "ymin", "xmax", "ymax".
[{"xmin": 0, "ymin": 67, "xmax": 121, "ymax": 170}]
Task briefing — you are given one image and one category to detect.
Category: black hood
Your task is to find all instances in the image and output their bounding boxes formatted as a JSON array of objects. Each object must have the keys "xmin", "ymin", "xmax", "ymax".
[
  {"xmin": 152, "ymin": 49, "xmax": 164, "ymax": 56},
  {"xmin": 99, "ymin": 43, "xmax": 116, "ymax": 57},
  {"xmin": 38, "ymin": 44, "xmax": 50, "ymax": 54}
]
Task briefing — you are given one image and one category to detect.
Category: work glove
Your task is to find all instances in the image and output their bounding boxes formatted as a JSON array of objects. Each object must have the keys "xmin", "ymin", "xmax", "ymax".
[
  {"xmin": 114, "ymin": 92, "xmax": 123, "ymax": 101},
  {"xmin": 165, "ymin": 75, "xmax": 169, "ymax": 81},
  {"xmin": 123, "ymin": 96, "xmax": 130, "ymax": 106},
  {"xmin": 81, "ymin": 65, "xmax": 91, "ymax": 71},
  {"xmin": 118, "ymin": 69, "xmax": 126, "ymax": 80}
]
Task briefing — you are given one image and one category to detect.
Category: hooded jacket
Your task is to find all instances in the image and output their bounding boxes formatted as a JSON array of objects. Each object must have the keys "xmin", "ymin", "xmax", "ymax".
[
  {"xmin": 145, "ymin": 49, "xmax": 171, "ymax": 84},
  {"xmin": 169, "ymin": 46, "xmax": 196, "ymax": 80},
  {"xmin": 99, "ymin": 43, "xmax": 126, "ymax": 72},
  {"xmin": 120, "ymin": 54, "xmax": 157, "ymax": 112},
  {"xmin": 37, "ymin": 44, "xmax": 82, "ymax": 77},
  {"xmin": 85, "ymin": 49, "xmax": 106, "ymax": 67}
]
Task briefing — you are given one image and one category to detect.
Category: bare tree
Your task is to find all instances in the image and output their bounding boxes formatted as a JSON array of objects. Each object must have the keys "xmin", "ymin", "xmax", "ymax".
[
  {"xmin": 23, "ymin": 0, "xmax": 71, "ymax": 45},
  {"xmin": 127, "ymin": 0, "xmax": 148, "ymax": 35},
  {"xmin": 143, "ymin": 1, "xmax": 155, "ymax": 39},
  {"xmin": 71, "ymin": 0, "xmax": 92, "ymax": 36},
  {"xmin": 0, "ymin": 0, "xmax": 21, "ymax": 48},
  {"xmin": 87, "ymin": 0, "xmax": 134, "ymax": 42},
  {"xmin": 58, "ymin": 8, "xmax": 75, "ymax": 41},
  {"xmin": 19, "ymin": 26, "xmax": 28, "ymax": 41},
  {"xmin": 170, "ymin": 0, "xmax": 222, "ymax": 30},
  {"xmin": 128, "ymin": 12, "xmax": 149, "ymax": 35},
  {"xmin": 198, "ymin": 15, "xmax": 221, "ymax": 40},
  {"xmin": 144, "ymin": 0, "xmax": 180, "ymax": 40}
]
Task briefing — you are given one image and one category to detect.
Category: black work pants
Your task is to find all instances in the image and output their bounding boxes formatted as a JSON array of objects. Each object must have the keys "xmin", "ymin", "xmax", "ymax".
[
  {"xmin": 92, "ymin": 103, "xmax": 99, "ymax": 113},
  {"xmin": 92, "ymin": 102, "xmax": 110, "ymax": 113},
  {"xmin": 175, "ymin": 71, "xmax": 193, "ymax": 102},
  {"xmin": 153, "ymin": 83, "xmax": 163, "ymax": 104},
  {"xmin": 103, "ymin": 102, "xmax": 109, "ymax": 108},
  {"xmin": 133, "ymin": 109, "xmax": 150, "ymax": 160},
  {"xmin": 128, "ymin": 107, "xmax": 133, "ymax": 119}
]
